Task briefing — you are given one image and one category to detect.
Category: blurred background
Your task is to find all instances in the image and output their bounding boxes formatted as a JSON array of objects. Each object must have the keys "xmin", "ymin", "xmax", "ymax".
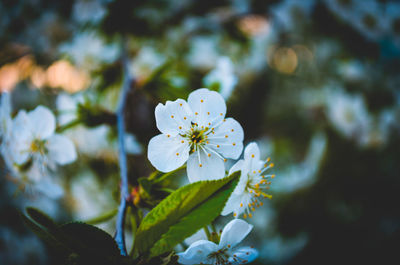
[{"xmin": 1, "ymin": 0, "xmax": 400, "ymax": 264}]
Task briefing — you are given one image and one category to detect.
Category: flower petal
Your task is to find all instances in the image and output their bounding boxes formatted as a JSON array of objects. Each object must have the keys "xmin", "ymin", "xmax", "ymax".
[
  {"xmin": 188, "ymin": 88, "xmax": 226, "ymax": 128},
  {"xmin": 228, "ymin": 246, "xmax": 258, "ymax": 264},
  {"xmin": 228, "ymin": 160, "xmax": 248, "ymax": 195},
  {"xmin": 46, "ymin": 134, "xmax": 77, "ymax": 165},
  {"xmin": 28, "ymin": 106, "xmax": 56, "ymax": 140},
  {"xmin": 219, "ymin": 219, "xmax": 253, "ymax": 249},
  {"xmin": 221, "ymin": 193, "xmax": 242, "ymax": 216},
  {"xmin": 155, "ymin": 99, "xmax": 192, "ymax": 136},
  {"xmin": 243, "ymin": 142, "xmax": 262, "ymax": 173},
  {"xmin": 148, "ymin": 134, "xmax": 189, "ymax": 172},
  {"xmin": 208, "ymin": 118, "xmax": 244, "ymax": 159},
  {"xmin": 10, "ymin": 110, "xmax": 32, "ymax": 165},
  {"xmin": 186, "ymin": 148, "xmax": 225, "ymax": 183},
  {"xmin": 35, "ymin": 177, "xmax": 64, "ymax": 199},
  {"xmin": 177, "ymin": 240, "xmax": 218, "ymax": 265}
]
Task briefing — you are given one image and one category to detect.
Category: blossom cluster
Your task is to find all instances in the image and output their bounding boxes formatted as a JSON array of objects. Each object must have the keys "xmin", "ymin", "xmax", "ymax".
[{"xmin": 148, "ymin": 88, "xmax": 275, "ymax": 264}]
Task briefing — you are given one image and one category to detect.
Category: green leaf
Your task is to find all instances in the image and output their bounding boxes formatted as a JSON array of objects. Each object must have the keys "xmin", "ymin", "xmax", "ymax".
[
  {"xmin": 134, "ymin": 171, "xmax": 240, "ymax": 256},
  {"xmin": 26, "ymin": 207, "xmax": 58, "ymax": 231},
  {"xmin": 59, "ymin": 222, "xmax": 120, "ymax": 258}
]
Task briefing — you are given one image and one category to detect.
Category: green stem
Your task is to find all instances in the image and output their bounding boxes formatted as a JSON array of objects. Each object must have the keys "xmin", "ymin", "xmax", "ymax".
[
  {"xmin": 56, "ymin": 119, "xmax": 81, "ymax": 133},
  {"xmin": 84, "ymin": 208, "xmax": 118, "ymax": 225},
  {"xmin": 203, "ymin": 226, "xmax": 212, "ymax": 241}
]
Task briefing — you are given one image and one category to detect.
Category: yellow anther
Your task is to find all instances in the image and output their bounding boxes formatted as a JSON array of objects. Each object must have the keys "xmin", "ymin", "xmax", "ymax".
[
  {"xmin": 231, "ymin": 129, "xmax": 234, "ymax": 132},
  {"xmin": 208, "ymin": 122, "xmax": 211, "ymax": 125},
  {"xmin": 252, "ymin": 207, "xmax": 255, "ymax": 211},
  {"xmin": 253, "ymin": 171, "xmax": 256, "ymax": 174},
  {"xmin": 217, "ymin": 145, "xmax": 220, "ymax": 148},
  {"xmin": 179, "ymin": 126, "xmax": 182, "ymax": 129},
  {"xmin": 201, "ymin": 99, "xmax": 204, "ymax": 103},
  {"xmin": 258, "ymin": 170, "xmax": 261, "ymax": 173},
  {"xmin": 232, "ymin": 143, "xmax": 236, "ymax": 146},
  {"xmin": 193, "ymin": 140, "xmax": 197, "ymax": 144},
  {"xmin": 171, "ymin": 115, "xmax": 174, "ymax": 118},
  {"xmin": 267, "ymin": 157, "xmax": 271, "ymax": 162},
  {"xmin": 271, "ymin": 174, "xmax": 276, "ymax": 178},
  {"xmin": 260, "ymin": 202, "xmax": 263, "ymax": 206},
  {"xmin": 233, "ymin": 213, "xmax": 237, "ymax": 217},
  {"xmin": 184, "ymin": 117, "xmax": 187, "ymax": 120},
  {"xmin": 252, "ymin": 202, "xmax": 256, "ymax": 206},
  {"xmin": 208, "ymin": 153, "xmax": 211, "ymax": 157},
  {"xmin": 167, "ymin": 134, "xmax": 170, "ymax": 137},
  {"xmin": 225, "ymin": 135, "xmax": 228, "ymax": 138},
  {"xmin": 270, "ymin": 163, "xmax": 274, "ymax": 168},
  {"xmin": 192, "ymin": 135, "xmax": 195, "ymax": 138},
  {"xmin": 224, "ymin": 158, "xmax": 227, "ymax": 162},
  {"xmin": 180, "ymin": 103, "xmax": 182, "ymax": 106},
  {"xmin": 248, "ymin": 213, "xmax": 252, "ymax": 218},
  {"xmin": 227, "ymin": 244, "xmax": 231, "ymax": 248},
  {"xmin": 207, "ymin": 112, "xmax": 210, "ymax": 115},
  {"xmin": 207, "ymin": 141, "xmax": 210, "ymax": 144},
  {"xmin": 176, "ymin": 153, "xmax": 179, "ymax": 156},
  {"xmin": 251, "ymin": 154, "xmax": 255, "ymax": 158},
  {"xmin": 255, "ymin": 183, "xmax": 260, "ymax": 189},
  {"xmin": 243, "ymin": 214, "xmax": 247, "ymax": 219},
  {"xmin": 220, "ymin": 113, "xmax": 223, "ymax": 116},
  {"xmin": 223, "ymin": 119, "xmax": 226, "ymax": 122},
  {"xmin": 199, "ymin": 164, "xmax": 202, "ymax": 167},
  {"xmin": 181, "ymin": 140, "xmax": 184, "ymax": 143},
  {"xmin": 248, "ymin": 203, "xmax": 252, "ymax": 207},
  {"xmin": 240, "ymin": 203, "xmax": 243, "ymax": 207},
  {"xmin": 195, "ymin": 112, "xmax": 198, "ymax": 115},
  {"xmin": 249, "ymin": 190, "xmax": 253, "ymax": 193}
]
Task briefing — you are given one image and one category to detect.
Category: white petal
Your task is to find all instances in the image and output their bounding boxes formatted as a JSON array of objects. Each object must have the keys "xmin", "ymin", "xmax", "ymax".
[
  {"xmin": 219, "ymin": 219, "xmax": 253, "ymax": 249},
  {"xmin": 243, "ymin": 142, "xmax": 262, "ymax": 173},
  {"xmin": 221, "ymin": 193, "xmax": 242, "ymax": 216},
  {"xmin": 155, "ymin": 99, "xmax": 192, "ymax": 136},
  {"xmin": 147, "ymin": 134, "xmax": 189, "ymax": 172},
  {"xmin": 208, "ymin": 118, "xmax": 244, "ymax": 159},
  {"xmin": 177, "ymin": 240, "xmax": 218, "ymax": 265},
  {"xmin": 35, "ymin": 178, "xmax": 64, "ymax": 199},
  {"xmin": 229, "ymin": 246, "xmax": 258, "ymax": 264},
  {"xmin": 28, "ymin": 106, "xmax": 56, "ymax": 139},
  {"xmin": 10, "ymin": 110, "xmax": 32, "ymax": 165},
  {"xmin": 188, "ymin": 88, "xmax": 226, "ymax": 128},
  {"xmin": 228, "ymin": 160, "xmax": 248, "ymax": 195},
  {"xmin": 46, "ymin": 135, "xmax": 77, "ymax": 165},
  {"xmin": 186, "ymin": 148, "xmax": 225, "ymax": 183}
]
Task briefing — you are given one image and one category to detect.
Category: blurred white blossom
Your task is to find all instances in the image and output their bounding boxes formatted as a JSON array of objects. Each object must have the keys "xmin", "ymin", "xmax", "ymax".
[{"xmin": 203, "ymin": 57, "xmax": 238, "ymax": 99}]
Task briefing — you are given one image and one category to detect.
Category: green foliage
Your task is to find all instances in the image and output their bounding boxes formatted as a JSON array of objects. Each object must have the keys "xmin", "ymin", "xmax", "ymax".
[
  {"xmin": 21, "ymin": 207, "xmax": 127, "ymax": 265},
  {"xmin": 133, "ymin": 171, "xmax": 240, "ymax": 257}
]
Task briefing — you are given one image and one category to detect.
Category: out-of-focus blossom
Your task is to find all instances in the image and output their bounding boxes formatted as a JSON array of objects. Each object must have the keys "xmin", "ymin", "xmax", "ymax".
[
  {"xmin": 325, "ymin": 86, "xmax": 371, "ymax": 145},
  {"xmin": 129, "ymin": 46, "xmax": 166, "ymax": 84},
  {"xmin": 186, "ymin": 36, "xmax": 220, "ymax": 69},
  {"xmin": 8, "ymin": 106, "xmax": 77, "ymax": 169},
  {"xmin": 203, "ymin": 57, "xmax": 238, "ymax": 99},
  {"xmin": 59, "ymin": 32, "xmax": 119, "ymax": 70},
  {"xmin": 72, "ymin": 0, "xmax": 107, "ymax": 24},
  {"xmin": 337, "ymin": 60, "xmax": 366, "ymax": 82},
  {"xmin": 269, "ymin": 0, "xmax": 316, "ymax": 30},
  {"xmin": 177, "ymin": 219, "xmax": 258, "ymax": 265},
  {"xmin": 222, "ymin": 143, "xmax": 274, "ymax": 218},
  {"xmin": 148, "ymin": 88, "xmax": 244, "ymax": 182}
]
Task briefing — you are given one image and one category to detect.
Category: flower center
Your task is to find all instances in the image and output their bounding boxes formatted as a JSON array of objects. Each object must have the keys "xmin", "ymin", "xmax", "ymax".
[
  {"xmin": 208, "ymin": 249, "xmax": 230, "ymax": 264},
  {"xmin": 30, "ymin": 139, "xmax": 46, "ymax": 155},
  {"xmin": 182, "ymin": 123, "xmax": 213, "ymax": 153}
]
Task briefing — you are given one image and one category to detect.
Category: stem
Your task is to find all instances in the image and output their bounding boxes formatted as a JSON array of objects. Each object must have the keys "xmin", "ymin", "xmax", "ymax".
[
  {"xmin": 203, "ymin": 226, "xmax": 212, "ymax": 241},
  {"xmin": 56, "ymin": 119, "xmax": 81, "ymax": 133},
  {"xmin": 115, "ymin": 39, "xmax": 134, "ymax": 256}
]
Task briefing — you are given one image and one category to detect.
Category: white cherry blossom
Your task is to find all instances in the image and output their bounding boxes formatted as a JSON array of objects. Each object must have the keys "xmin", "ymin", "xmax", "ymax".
[
  {"xmin": 203, "ymin": 57, "xmax": 238, "ymax": 99},
  {"xmin": 177, "ymin": 219, "xmax": 258, "ymax": 265},
  {"xmin": 8, "ymin": 105, "xmax": 77, "ymax": 170},
  {"xmin": 222, "ymin": 142, "xmax": 274, "ymax": 219},
  {"xmin": 148, "ymin": 88, "xmax": 244, "ymax": 182}
]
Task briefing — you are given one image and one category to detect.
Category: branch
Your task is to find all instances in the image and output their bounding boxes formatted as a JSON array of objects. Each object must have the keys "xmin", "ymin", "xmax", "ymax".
[{"xmin": 115, "ymin": 40, "xmax": 134, "ymax": 256}]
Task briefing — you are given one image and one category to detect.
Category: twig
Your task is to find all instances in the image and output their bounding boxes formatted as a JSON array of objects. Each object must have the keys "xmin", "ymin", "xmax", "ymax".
[{"xmin": 115, "ymin": 39, "xmax": 134, "ymax": 256}]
